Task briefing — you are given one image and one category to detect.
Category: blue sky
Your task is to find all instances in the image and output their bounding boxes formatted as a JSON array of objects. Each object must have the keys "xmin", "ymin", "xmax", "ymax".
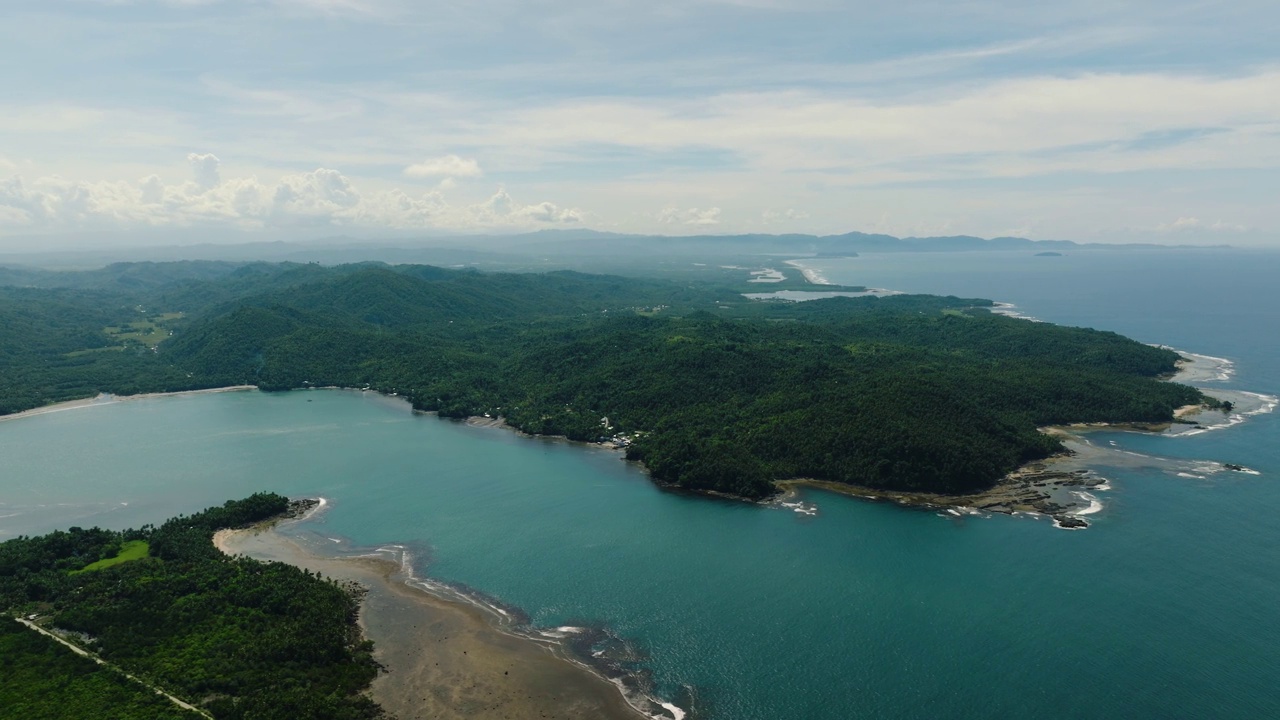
[{"xmin": 1, "ymin": 0, "xmax": 1277, "ymax": 247}]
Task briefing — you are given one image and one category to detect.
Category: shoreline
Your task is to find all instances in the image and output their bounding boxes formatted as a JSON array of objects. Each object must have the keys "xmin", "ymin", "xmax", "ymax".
[
  {"xmin": 775, "ymin": 448, "xmax": 1105, "ymax": 530},
  {"xmin": 10, "ymin": 348, "xmax": 1266, "ymax": 538},
  {"xmin": 784, "ymin": 258, "xmax": 833, "ymax": 285},
  {"xmin": 215, "ymin": 502, "xmax": 667, "ymax": 720},
  {"xmin": 776, "ymin": 348, "xmax": 1272, "ymax": 529},
  {"xmin": 0, "ymin": 386, "xmax": 258, "ymax": 423}
]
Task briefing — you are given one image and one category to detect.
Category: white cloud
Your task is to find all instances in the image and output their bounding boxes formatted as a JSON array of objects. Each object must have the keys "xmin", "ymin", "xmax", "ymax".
[
  {"xmin": 404, "ymin": 155, "xmax": 484, "ymax": 179},
  {"xmin": 187, "ymin": 153, "xmax": 221, "ymax": 190},
  {"xmin": 472, "ymin": 189, "xmax": 582, "ymax": 224},
  {"xmin": 0, "ymin": 160, "xmax": 582, "ymax": 232},
  {"xmin": 516, "ymin": 200, "xmax": 583, "ymax": 224},
  {"xmin": 1156, "ymin": 216, "xmax": 1250, "ymax": 233},
  {"xmin": 659, "ymin": 207, "xmax": 721, "ymax": 225},
  {"xmin": 762, "ymin": 208, "xmax": 808, "ymax": 223}
]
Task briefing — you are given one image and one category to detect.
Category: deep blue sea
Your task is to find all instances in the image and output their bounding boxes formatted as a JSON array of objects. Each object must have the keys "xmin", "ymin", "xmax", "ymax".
[{"xmin": 2, "ymin": 248, "xmax": 1278, "ymax": 719}]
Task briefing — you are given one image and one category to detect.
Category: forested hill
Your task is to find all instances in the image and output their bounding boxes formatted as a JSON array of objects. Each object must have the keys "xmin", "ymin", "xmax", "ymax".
[
  {"xmin": 0, "ymin": 494, "xmax": 387, "ymax": 719},
  {"xmin": 0, "ymin": 261, "xmax": 1208, "ymax": 498}
]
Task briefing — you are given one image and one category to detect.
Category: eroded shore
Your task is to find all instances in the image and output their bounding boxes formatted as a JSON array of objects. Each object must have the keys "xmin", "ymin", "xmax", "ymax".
[{"xmin": 214, "ymin": 505, "xmax": 652, "ymax": 720}]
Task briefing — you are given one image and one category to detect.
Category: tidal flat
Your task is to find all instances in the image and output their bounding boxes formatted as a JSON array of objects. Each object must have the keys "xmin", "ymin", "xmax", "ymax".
[{"xmin": 215, "ymin": 511, "xmax": 651, "ymax": 720}]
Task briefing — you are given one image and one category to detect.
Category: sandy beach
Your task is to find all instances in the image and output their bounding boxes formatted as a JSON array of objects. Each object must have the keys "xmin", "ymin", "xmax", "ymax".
[
  {"xmin": 783, "ymin": 259, "xmax": 832, "ymax": 285},
  {"xmin": 0, "ymin": 386, "xmax": 258, "ymax": 423},
  {"xmin": 214, "ymin": 520, "xmax": 649, "ymax": 720}
]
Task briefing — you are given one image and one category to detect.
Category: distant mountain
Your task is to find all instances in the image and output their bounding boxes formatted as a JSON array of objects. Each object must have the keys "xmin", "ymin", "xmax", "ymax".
[
  {"xmin": 499, "ymin": 229, "xmax": 1198, "ymax": 255},
  {"xmin": 0, "ymin": 229, "xmax": 1224, "ymax": 272}
]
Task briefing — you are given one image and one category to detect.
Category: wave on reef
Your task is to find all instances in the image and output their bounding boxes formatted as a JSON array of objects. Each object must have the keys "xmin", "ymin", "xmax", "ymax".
[
  {"xmin": 1172, "ymin": 391, "xmax": 1278, "ymax": 436},
  {"xmin": 777, "ymin": 500, "xmax": 818, "ymax": 516}
]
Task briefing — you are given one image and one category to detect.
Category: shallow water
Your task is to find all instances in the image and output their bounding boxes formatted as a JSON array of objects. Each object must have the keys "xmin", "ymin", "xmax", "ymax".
[{"xmin": 3, "ymin": 248, "xmax": 1279, "ymax": 719}]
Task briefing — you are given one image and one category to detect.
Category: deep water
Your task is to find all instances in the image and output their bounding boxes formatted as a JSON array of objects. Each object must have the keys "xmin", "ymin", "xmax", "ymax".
[{"xmin": 2, "ymin": 248, "xmax": 1278, "ymax": 719}]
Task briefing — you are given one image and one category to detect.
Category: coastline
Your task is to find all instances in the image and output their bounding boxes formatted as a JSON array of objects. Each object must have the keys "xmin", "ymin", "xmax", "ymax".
[
  {"xmin": 784, "ymin": 259, "xmax": 832, "ymax": 285},
  {"xmin": 774, "ymin": 348, "xmax": 1273, "ymax": 529},
  {"xmin": 10, "ymin": 348, "xmax": 1264, "ymax": 539},
  {"xmin": 214, "ymin": 502, "xmax": 663, "ymax": 720},
  {"xmin": 775, "ymin": 449, "xmax": 1105, "ymax": 530},
  {"xmin": 0, "ymin": 386, "xmax": 258, "ymax": 424}
]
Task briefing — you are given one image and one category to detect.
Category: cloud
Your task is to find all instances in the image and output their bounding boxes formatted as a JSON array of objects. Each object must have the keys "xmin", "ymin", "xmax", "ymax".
[
  {"xmin": 84, "ymin": 0, "xmax": 388, "ymax": 14},
  {"xmin": 187, "ymin": 153, "xmax": 221, "ymax": 190},
  {"xmin": 515, "ymin": 200, "xmax": 583, "ymax": 224},
  {"xmin": 659, "ymin": 207, "xmax": 721, "ymax": 225},
  {"xmin": 404, "ymin": 155, "xmax": 484, "ymax": 179},
  {"xmin": 0, "ymin": 160, "xmax": 582, "ymax": 232},
  {"xmin": 1156, "ymin": 216, "xmax": 1250, "ymax": 233},
  {"xmin": 762, "ymin": 208, "xmax": 807, "ymax": 223},
  {"xmin": 457, "ymin": 69, "xmax": 1280, "ymax": 185},
  {"xmin": 473, "ymin": 189, "xmax": 582, "ymax": 224},
  {"xmin": 3, "ymin": 1, "xmax": 1278, "ymax": 242}
]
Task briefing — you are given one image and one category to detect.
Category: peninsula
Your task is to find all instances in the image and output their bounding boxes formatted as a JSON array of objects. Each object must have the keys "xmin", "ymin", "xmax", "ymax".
[
  {"xmin": 0, "ymin": 495, "xmax": 647, "ymax": 720},
  {"xmin": 0, "ymin": 260, "xmax": 1217, "ymax": 502}
]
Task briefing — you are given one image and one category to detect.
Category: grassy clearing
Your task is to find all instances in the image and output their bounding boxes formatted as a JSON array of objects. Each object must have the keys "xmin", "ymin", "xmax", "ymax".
[
  {"xmin": 65, "ymin": 346, "xmax": 126, "ymax": 357},
  {"xmin": 71, "ymin": 540, "xmax": 150, "ymax": 574},
  {"xmin": 102, "ymin": 312, "xmax": 184, "ymax": 350}
]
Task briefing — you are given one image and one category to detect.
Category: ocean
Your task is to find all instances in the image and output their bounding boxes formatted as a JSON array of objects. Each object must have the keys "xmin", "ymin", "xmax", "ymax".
[{"xmin": 2, "ymin": 247, "xmax": 1278, "ymax": 719}]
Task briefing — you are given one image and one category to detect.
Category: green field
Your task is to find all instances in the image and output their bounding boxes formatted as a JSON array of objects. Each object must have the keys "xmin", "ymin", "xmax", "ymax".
[
  {"xmin": 105, "ymin": 312, "xmax": 184, "ymax": 349},
  {"xmin": 71, "ymin": 540, "xmax": 150, "ymax": 574}
]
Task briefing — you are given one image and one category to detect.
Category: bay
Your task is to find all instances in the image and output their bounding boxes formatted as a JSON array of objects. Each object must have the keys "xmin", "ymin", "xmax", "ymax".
[{"xmin": 3, "ymin": 248, "xmax": 1279, "ymax": 719}]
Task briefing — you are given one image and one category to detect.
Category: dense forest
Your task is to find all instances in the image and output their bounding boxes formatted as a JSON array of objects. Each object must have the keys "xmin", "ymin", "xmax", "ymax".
[
  {"xmin": 0, "ymin": 494, "xmax": 387, "ymax": 720},
  {"xmin": 0, "ymin": 260, "xmax": 1211, "ymax": 499}
]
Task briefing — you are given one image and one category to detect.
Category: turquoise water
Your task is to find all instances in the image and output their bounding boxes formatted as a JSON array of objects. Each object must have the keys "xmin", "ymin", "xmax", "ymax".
[{"xmin": 3, "ymin": 249, "xmax": 1279, "ymax": 719}]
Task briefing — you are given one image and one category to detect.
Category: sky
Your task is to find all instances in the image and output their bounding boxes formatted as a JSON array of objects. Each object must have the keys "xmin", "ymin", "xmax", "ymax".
[{"xmin": 1, "ymin": 0, "xmax": 1277, "ymax": 249}]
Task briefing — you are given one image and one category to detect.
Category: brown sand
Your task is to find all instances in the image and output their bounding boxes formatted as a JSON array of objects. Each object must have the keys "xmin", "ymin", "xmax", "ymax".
[{"xmin": 214, "ymin": 527, "xmax": 647, "ymax": 720}]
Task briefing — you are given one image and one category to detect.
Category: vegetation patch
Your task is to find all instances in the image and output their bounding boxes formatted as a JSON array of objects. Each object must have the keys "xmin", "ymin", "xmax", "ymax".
[
  {"xmin": 0, "ymin": 619, "xmax": 202, "ymax": 720},
  {"xmin": 104, "ymin": 312, "xmax": 184, "ymax": 350},
  {"xmin": 1, "ymin": 494, "xmax": 388, "ymax": 720},
  {"xmin": 70, "ymin": 540, "xmax": 150, "ymax": 574}
]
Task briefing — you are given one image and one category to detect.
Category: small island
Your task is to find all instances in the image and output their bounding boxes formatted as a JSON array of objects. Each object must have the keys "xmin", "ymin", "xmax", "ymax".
[{"xmin": 1035, "ymin": 251, "xmax": 1064, "ymax": 256}]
